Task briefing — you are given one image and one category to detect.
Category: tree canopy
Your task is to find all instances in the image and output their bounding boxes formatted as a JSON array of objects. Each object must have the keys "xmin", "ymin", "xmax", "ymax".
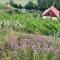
[
  {"xmin": 25, "ymin": 1, "xmax": 35, "ymax": 10},
  {"xmin": 37, "ymin": 0, "xmax": 60, "ymax": 10}
]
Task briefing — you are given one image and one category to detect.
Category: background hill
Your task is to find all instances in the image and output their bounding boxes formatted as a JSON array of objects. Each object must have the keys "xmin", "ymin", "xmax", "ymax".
[{"xmin": 0, "ymin": 0, "xmax": 37, "ymax": 5}]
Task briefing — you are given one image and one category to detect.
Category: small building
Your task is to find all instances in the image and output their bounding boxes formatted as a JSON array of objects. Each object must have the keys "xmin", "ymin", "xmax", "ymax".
[{"xmin": 43, "ymin": 6, "xmax": 59, "ymax": 17}]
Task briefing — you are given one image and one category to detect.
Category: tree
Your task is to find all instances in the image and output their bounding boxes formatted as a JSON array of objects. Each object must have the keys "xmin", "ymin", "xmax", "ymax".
[
  {"xmin": 34, "ymin": 4, "xmax": 38, "ymax": 10},
  {"xmin": 12, "ymin": 3, "xmax": 18, "ymax": 8},
  {"xmin": 37, "ymin": 0, "xmax": 55, "ymax": 10},
  {"xmin": 9, "ymin": 0, "xmax": 18, "ymax": 8},
  {"xmin": 37, "ymin": 0, "xmax": 60, "ymax": 10},
  {"xmin": 37, "ymin": 0, "xmax": 46, "ymax": 10},
  {"xmin": 55, "ymin": 0, "xmax": 60, "ymax": 10},
  {"xmin": 9, "ymin": 0, "xmax": 14, "ymax": 6},
  {"xmin": 25, "ymin": 1, "xmax": 35, "ymax": 10},
  {"xmin": 9, "ymin": 0, "xmax": 23, "ymax": 9},
  {"xmin": 18, "ymin": 4, "xmax": 23, "ymax": 9}
]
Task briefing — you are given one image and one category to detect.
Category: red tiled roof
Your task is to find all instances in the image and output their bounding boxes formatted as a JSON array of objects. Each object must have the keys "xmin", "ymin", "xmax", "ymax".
[{"xmin": 43, "ymin": 6, "xmax": 59, "ymax": 17}]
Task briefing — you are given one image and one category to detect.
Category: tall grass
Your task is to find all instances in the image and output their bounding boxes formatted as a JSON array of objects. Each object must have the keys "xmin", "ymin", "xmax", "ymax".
[{"xmin": 0, "ymin": 32, "xmax": 60, "ymax": 60}]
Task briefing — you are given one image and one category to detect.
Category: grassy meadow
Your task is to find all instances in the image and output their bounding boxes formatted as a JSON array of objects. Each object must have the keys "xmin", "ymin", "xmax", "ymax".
[{"xmin": 0, "ymin": 10, "xmax": 60, "ymax": 60}]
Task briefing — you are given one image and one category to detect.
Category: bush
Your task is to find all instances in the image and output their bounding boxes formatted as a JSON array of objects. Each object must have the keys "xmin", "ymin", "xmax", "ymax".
[
  {"xmin": 25, "ymin": 1, "xmax": 35, "ymax": 10},
  {"xmin": 18, "ymin": 4, "xmax": 23, "ymax": 9}
]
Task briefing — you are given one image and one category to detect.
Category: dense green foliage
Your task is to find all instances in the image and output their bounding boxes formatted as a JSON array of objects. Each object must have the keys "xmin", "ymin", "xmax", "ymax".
[
  {"xmin": 9, "ymin": 0, "xmax": 23, "ymax": 9},
  {"xmin": 9, "ymin": 0, "xmax": 60, "ymax": 10},
  {"xmin": 37, "ymin": 0, "xmax": 60, "ymax": 10},
  {"xmin": 0, "ymin": 12, "xmax": 60, "ymax": 35},
  {"xmin": 25, "ymin": 1, "xmax": 37, "ymax": 10},
  {"xmin": 9, "ymin": 0, "xmax": 38, "ymax": 10}
]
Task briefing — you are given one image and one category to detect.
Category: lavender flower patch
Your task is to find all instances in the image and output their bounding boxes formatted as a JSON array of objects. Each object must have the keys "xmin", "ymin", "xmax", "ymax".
[{"xmin": 0, "ymin": 32, "xmax": 60, "ymax": 60}]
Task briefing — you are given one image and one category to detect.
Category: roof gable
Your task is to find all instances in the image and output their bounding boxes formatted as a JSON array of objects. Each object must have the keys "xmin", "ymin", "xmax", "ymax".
[{"xmin": 43, "ymin": 6, "xmax": 59, "ymax": 17}]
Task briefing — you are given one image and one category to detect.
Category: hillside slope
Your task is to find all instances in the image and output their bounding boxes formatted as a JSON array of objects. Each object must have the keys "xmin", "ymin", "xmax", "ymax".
[{"xmin": 0, "ymin": 0, "xmax": 37, "ymax": 5}]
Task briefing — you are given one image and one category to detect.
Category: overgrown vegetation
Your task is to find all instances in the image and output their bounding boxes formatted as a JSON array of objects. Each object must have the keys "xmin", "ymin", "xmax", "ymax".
[
  {"xmin": 0, "ymin": 0, "xmax": 60, "ymax": 59},
  {"xmin": 37, "ymin": 0, "xmax": 60, "ymax": 10},
  {"xmin": 8, "ymin": 0, "xmax": 60, "ymax": 11},
  {"xmin": 0, "ymin": 12, "xmax": 60, "ymax": 36},
  {"xmin": 0, "ymin": 32, "xmax": 60, "ymax": 60}
]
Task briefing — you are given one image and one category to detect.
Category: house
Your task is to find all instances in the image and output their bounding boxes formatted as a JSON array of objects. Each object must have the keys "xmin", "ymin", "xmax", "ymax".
[{"xmin": 43, "ymin": 6, "xmax": 59, "ymax": 17}]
